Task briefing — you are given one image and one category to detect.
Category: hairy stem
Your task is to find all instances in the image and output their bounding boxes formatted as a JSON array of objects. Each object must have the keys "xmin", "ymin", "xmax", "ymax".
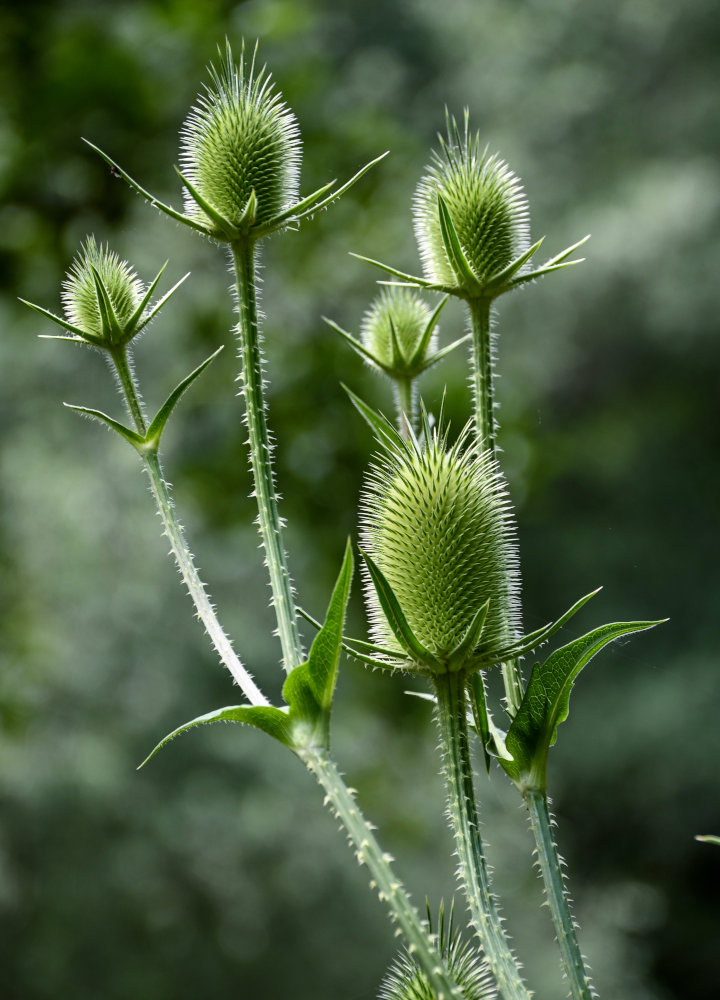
[
  {"xmin": 393, "ymin": 377, "xmax": 417, "ymax": 440},
  {"xmin": 111, "ymin": 346, "xmax": 267, "ymax": 707},
  {"xmin": 467, "ymin": 300, "xmax": 524, "ymax": 717},
  {"xmin": 525, "ymin": 790, "xmax": 595, "ymax": 1000},
  {"xmin": 231, "ymin": 238, "xmax": 304, "ymax": 672},
  {"xmin": 433, "ymin": 670, "xmax": 531, "ymax": 1000},
  {"xmin": 467, "ymin": 297, "xmax": 495, "ymax": 456},
  {"xmin": 301, "ymin": 748, "xmax": 464, "ymax": 1000}
]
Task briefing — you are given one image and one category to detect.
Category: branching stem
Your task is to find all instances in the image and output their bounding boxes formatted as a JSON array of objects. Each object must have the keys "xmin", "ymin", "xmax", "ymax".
[
  {"xmin": 301, "ymin": 748, "xmax": 464, "ymax": 1000},
  {"xmin": 433, "ymin": 670, "xmax": 531, "ymax": 1000},
  {"xmin": 110, "ymin": 345, "xmax": 268, "ymax": 707},
  {"xmin": 525, "ymin": 790, "xmax": 595, "ymax": 1000},
  {"xmin": 231, "ymin": 238, "xmax": 304, "ymax": 673}
]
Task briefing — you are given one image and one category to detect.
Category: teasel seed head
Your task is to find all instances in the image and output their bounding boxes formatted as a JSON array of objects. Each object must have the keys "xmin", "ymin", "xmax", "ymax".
[
  {"xmin": 62, "ymin": 237, "xmax": 145, "ymax": 345},
  {"xmin": 413, "ymin": 111, "xmax": 530, "ymax": 293},
  {"xmin": 360, "ymin": 287, "xmax": 438, "ymax": 376},
  {"xmin": 360, "ymin": 423, "xmax": 521, "ymax": 670},
  {"xmin": 179, "ymin": 41, "xmax": 301, "ymax": 234}
]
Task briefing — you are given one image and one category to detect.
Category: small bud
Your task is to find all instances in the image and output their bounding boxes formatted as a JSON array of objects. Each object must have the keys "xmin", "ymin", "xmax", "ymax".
[
  {"xmin": 413, "ymin": 112, "xmax": 530, "ymax": 293},
  {"xmin": 361, "ymin": 287, "xmax": 437, "ymax": 377},
  {"xmin": 361, "ymin": 426, "xmax": 521, "ymax": 669},
  {"xmin": 180, "ymin": 42, "xmax": 301, "ymax": 234},
  {"xmin": 62, "ymin": 237, "xmax": 145, "ymax": 345}
]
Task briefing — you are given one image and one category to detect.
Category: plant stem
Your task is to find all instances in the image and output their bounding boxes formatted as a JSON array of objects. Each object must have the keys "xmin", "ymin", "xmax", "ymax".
[
  {"xmin": 301, "ymin": 748, "xmax": 464, "ymax": 1000},
  {"xmin": 525, "ymin": 790, "xmax": 595, "ymax": 1000},
  {"xmin": 393, "ymin": 376, "xmax": 416, "ymax": 440},
  {"xmin": 231, "ymin": 238, "xmax": 304, "ymax": 673},
  {"xmin": 111, "ymin": 346, "xmax": 268, "ymax": 707},
  {"xmin": 467, "ymin": 297, "xmax": 495, "ymax": 456},
  {"xmin": 466, "ymin": 299, "xmax": 525, "ymax": 717},
  {"xmin": 433, "ymin": 670, "xmax": 531, "ymax": 1000}
]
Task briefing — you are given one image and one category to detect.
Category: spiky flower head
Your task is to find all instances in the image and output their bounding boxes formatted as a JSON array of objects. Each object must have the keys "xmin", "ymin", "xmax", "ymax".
[
  {"xmin": 361, "ymin": 424, "xmax": 521, "ymax": 670},
  {"xmin": 379, "ymin": 903, "xmax": 495, "ymax": 1000},
  {"xmin": 62, "ymin": 237, "xmax": 145, "ymax": 345},
  {"xmin": 179, "ymin": 41, "xmax": 301, "ymax": 234},
  {"xmin": 413, "ymin": 112, "xmax": 530, "ymax": 293},
  {"xmin": 360, "ymin": 287, "xmax": 438, "ymax": 376}
]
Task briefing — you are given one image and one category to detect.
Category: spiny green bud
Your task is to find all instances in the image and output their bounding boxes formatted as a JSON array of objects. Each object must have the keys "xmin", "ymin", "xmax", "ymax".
[
  {"xmin": 360, "ymin": 287, "xmax": 437, "ymax": 376},
  {"xmin": 180, "ymin": 41, "xmax": 301, "ymax": 234},
  {"xmin": 361, "ymin": 426, "xmax": 521, "ymax": 669},
  {"xmin": 62, "ymin": 237, "xmax": 144, "ymax": 345},
  {"xmin": 413, "ymin": 112, "xmax": 530, "ymax": 293}
]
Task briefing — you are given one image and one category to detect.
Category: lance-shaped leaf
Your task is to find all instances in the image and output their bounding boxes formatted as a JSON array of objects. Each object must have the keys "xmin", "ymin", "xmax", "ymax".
[
  {"xmin": 175, "ymin": 166, "xmax": 239, "ymax": 238},
  {"xmin": 696, "ymin": 835, "xmax": 720, "ymax": 846},
  {"xmin": 447, "ymin": 599, "xmax": 490, "ymax": 669},
  {"xmin": 64, "ymin": 404, "xmax": 145, "ymax": 449},
  {"xmin": 482, "ymin": 237, "xmax": 545, "ymax": 293},
  {"xmin": 298, "ymin": 606, "xmax": 410, "ymax": 672},
  {"xmin": 144, "ymin": 347, "xmax": 224, "ymax": 449},
  {"xmin": 349, "ymin": 252, "xmax": 438, "ymax": 289},
  {"xmin": 83, "ymin": 139, "xmax": 213, "ymax": 237},
  {"xmin": 509, "ymin": 235, "xmax": 590, "ymax": 290},
  {"xmin": 342, "ymin": 385, "xmax": 407, "ymax": 453},
  {"xmin": 139, "ymin": 704, "xmax": 294, "ymax": 767},
  {"xmin": 502, "ymin": 619, "xmax": 665, "ymax": 792},
  {"xmin": 255, "ymin": 151, "xmax": 389, "ymax": 238},
  {"xmin": 407, "ymin": 295, "xmax": 449, "ymax": 369},
  {"xmin": 132, "ymin": 271, "xmax": 191, "ymax": 337},
  {"xmin": 90, "ymin": 265, "xmax": 123, "ymax": 343},
  {"xmin": 361, "ymin": 549, "xmax": 442, "ymax": 671},
  {"xmin": 140, "ymin": 542, "xmax": 355, "ymax": 765},
  {"xmin": 436, "ymin": 193, "xmax": 482, "ymax": 293},
  {"xmin": 19, "ymin": 299, "xmax": 104, "ymax": 345}
]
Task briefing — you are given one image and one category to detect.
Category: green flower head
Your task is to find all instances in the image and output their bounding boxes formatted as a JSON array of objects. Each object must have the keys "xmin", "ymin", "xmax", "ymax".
[
  {"xmin": 62, "ymin": 237, "xmax": 145, "ymax": 345},
  {"xmin": 361, "ymin": 424, "xmax": 521, "ymax": 670},
  {"xmin": 413, "ymin": 112, "xmax": 530, "ymax": 293},
  {"xmin": 180, "ymin": 41, "xmax": 301, "ymax": 234},
  {"xmin": 361, "ymin": 287, "xmax": 438, "ymax": 376}
]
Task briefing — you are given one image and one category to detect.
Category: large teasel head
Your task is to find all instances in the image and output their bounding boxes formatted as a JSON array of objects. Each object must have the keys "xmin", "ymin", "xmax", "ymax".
[
  {"xmin": 179, "ymin": 41, "xmax": 301, "ymax": 235},
  {"xmin": 360, "ymin": 418, "xmax": 521, "ymax": 673},
  {"xmin": 413, "ymin": 112, "xmax": 531, "ymax": 295}
]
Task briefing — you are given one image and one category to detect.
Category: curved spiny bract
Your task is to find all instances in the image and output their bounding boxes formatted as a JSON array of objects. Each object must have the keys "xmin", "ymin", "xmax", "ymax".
[
  {"xmin": 360, "ymin": 425, "xmax": 521, "ymax": 670},
  {"xmin": 62, "ymin": 237, "xmax": 145, "ymax": 343},
  {"xmin": 180, "ymin": 42, "xmax": 301, "ymax": 235},
  {"xmin": 413, "ymin": 113, "xmax": 530, "ymax": 294}
]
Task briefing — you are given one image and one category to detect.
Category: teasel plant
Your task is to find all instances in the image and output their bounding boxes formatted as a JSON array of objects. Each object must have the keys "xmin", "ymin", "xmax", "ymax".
[
  {"xmin": 23, "ymin": 37, "xmax": 666, "ymax": 1000},
  {"xmin": 347, "ymin": 113, "xmax": 664, "ymax": 1000},
  {"xmin": 22, "ymin": 41, "xmax": 475, "ymax": 1000}
]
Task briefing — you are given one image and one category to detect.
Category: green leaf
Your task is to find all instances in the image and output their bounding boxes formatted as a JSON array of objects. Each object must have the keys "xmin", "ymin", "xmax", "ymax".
[
  {"xmin": 126, "ymin": 261, "xmax": 168, "ymax": 333},
  {"xmin": 468, "ymin": 672, "xmax": 492, "ymax": 774},
  {"xmin": 503, "ymin": 619, "xmax": 664, "ymax": 791},
  {"xmin": 293, "ymin": 151, "xmax": 389, "ymax": 221},
  {"xmin": 83, "ymin": 139, "xmax": 213, "ymax": 237},
  {"xmin": 360, "ymin": 549, "xmax": 441, "ymax": 671},
  {"xmin": 436, "ymin": 193, "xmax": 481, "ymax": 293},
  {"xmin": 407, "ymin": 294, "xmax": 449, "ymax": 368},
  {"xmin": 175, "ymin": 166, "xmax": 239, "ymax": 238},
  {"xmin": 696, "ymin": 835, "xmax": 720, "ymax": 846},
  {"xmin": 447, "ymin": 599, "xmax": 489, "ymax": 668},
  {"xmin": 138, "ymin": 704, "xmax": 294, "ymax": 767},
  {"xmin": 323, "ymin": 318, "xmax": 383, "ymax": 368},
  {"xmin": 145, "ymin": 347, "xmax": 224, "ymax": 449},
  {"xmin": 19, "ymin": 298, "xmax": 103, "ymax": 344},
  {"xmin": 342, "ymin": 385, "xmax": 406, "ymax": 453},
  {"xmin": 348, "ymin": 253, "xmax": 434, "ymax": 288},
  {"xmin": 281, "ymin": 538, "xmax": 355, "ymax": 750},
  {"xmin": 90, "ymin": 265, "xmax": 122, "ymax": 342},
  {"xmin": 483, "ymin": 237, "xmax": 545, "ymax": 292},
  {"xmin": 133, "ymin": 271, "xmax": 191, "ymax": 336},
  {"xmin": 63, "ymin": 403, "xmax": 145, "ymax": 449}
]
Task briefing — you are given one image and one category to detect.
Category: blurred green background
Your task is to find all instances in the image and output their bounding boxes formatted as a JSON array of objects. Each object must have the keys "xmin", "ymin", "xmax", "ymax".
[{"xmin": 1, "ymin": 1, "xmax": 718, "ymax": 998}]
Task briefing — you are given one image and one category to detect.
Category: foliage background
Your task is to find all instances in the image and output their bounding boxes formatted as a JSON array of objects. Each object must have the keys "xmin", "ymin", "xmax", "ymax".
[{"xmin": 1, "ymin": 1, "xmax": 718, "ymax": 998}]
